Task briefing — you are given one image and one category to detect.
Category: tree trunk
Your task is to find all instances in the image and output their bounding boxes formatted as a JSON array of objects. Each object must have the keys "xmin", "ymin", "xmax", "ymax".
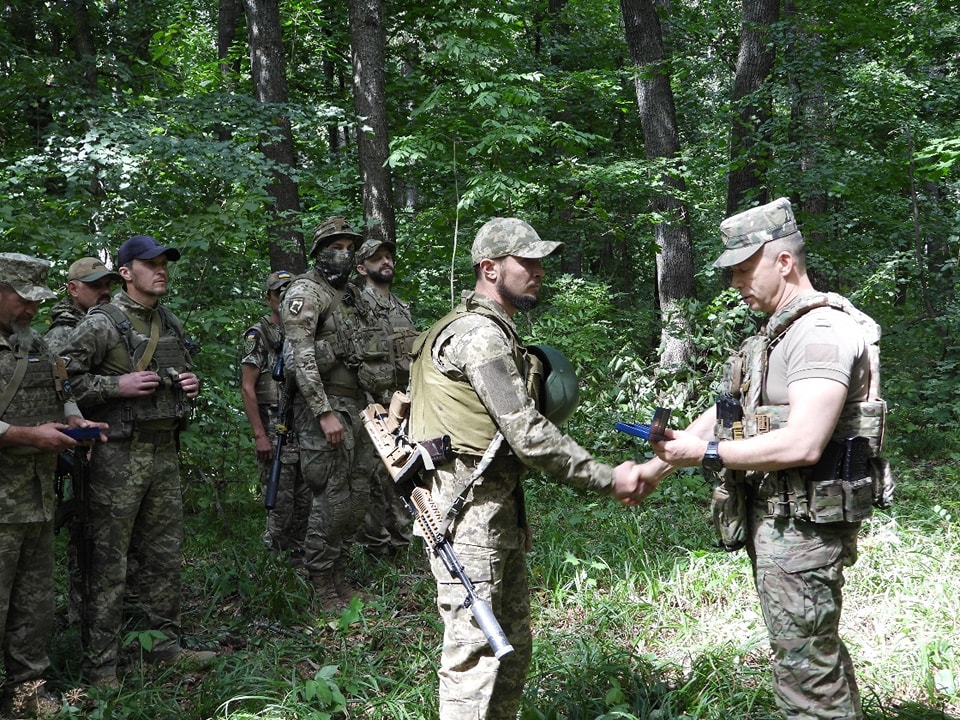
[
  {"xmin": 242, "ymin": 0, "xmax": 306, "ymax": 273},
  {"xmin": 619, "ymin": 0, "xmax": 696, "ymax": 374},
  {"xmin": 726, "ymin": 0, "xmax": 780, "ymax": 214},
  {"xmin": 69, "ymin": 0, "xmax": 97, "ymax": 92},
  {"xmin": 349, "ymin": 0, "xmax": 396, "ymax": 246}
]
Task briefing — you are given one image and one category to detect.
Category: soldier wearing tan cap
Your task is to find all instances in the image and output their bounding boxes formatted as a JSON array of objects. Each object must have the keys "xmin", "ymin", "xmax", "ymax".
[{"xmin": 44, "ymin": 257, "xmax": 122, "ymax": 353}]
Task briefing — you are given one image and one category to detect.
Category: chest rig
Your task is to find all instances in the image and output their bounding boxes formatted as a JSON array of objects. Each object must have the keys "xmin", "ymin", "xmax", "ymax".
[
  {"xmin": 0, "ymin": 332, "xmax": 69, "ymax": 431},
  {"xmin": 715, "ymin": 293, "xmax": 892, "ymax": 525}
]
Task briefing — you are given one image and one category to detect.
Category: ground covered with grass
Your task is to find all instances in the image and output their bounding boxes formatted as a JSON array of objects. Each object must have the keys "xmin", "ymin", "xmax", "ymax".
[{"xmin": 43, "ymin": 449, "xmax": 960, "ymax": 719}]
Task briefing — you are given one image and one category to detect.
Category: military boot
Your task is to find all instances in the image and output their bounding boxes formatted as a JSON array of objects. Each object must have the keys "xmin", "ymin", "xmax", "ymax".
[
  {"xmin": 1, "ymin": 679, "xmax": 61, "ymax": 718},
  {"xmin": 333, "ymin": 567, "xmax": 372, "ymax": 603},
  {"xmin": 309, "ymin": 572, "xmax": 345, "ymax": 613}
]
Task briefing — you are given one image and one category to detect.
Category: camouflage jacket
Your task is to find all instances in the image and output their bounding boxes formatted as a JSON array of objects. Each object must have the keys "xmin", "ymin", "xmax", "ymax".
[{"xmin": 44, "ymin": 296, "xmax": 87, "ymax": 354}]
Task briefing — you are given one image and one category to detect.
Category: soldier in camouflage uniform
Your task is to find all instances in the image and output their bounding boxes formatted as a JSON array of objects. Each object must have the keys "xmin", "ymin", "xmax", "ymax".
[
  {"xmin": 353, "ymin": 238, "xmax": 418, "ymax": 555},
  {"xmin": 637, "ymin": 198, "xmax": 880, "ymax": 720},
  {"xmin": 240, "ymin": 270, "xmax": 311, "ymax": 560},
  {"xmin": 408, "ymin": 218, "xmax": 645, "ymax": 720},
  {"xmin": 44, "ymin": 257, "xmax": 121, "ymax": 354},
  {"xmin": 59, "ymin": 235, "xmax": 215, "ymax": 685},
  {"xmin": 0, "ymin": 253, "xmax": 106, "ymax": 717},
  {"xmin": 280, "ymin": 217, "xmax": 374, "ymax": 611}
]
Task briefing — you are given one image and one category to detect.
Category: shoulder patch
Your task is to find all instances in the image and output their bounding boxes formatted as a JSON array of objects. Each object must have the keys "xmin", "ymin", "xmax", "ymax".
[
  {"xmin": 242, "ymin": 331, "xmax": 258, "ymax": 356},
  {"xmin": 287, "ymin": 298, "xmax": 304, "ymax": 316}
]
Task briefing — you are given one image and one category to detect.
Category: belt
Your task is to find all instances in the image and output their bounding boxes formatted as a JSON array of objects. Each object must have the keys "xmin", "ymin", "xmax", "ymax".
[
  {"xmin": 134, "ymin": 428, "xmax": 177, "ymax": 446},
  {"xmin": 324, "ymin": 383, "xmax": 363, "ymax": 400}
]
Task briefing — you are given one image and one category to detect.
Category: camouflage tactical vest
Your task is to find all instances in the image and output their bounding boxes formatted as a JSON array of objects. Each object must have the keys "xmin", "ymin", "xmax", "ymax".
[
  {"xmin": 87, "ymin": 303, "xmax": 193, "ymax": 437},
  {"xmin": 0, "ymin": 332, "xmax": 68, "ymax": 432},
  {"xmin": 409, "ymin": 295, "xmax": 542, "ymax": 457},
  {"xmin": 248, "ymin": 316, "xmax": 282, "ymax": 407},
  {"xmin": 356, "ymin": 288, "xmax": 418, "ymax": 401},
  {"xmin": 716, "ymin": 292, "xmax": 893, "ymax": 523}
]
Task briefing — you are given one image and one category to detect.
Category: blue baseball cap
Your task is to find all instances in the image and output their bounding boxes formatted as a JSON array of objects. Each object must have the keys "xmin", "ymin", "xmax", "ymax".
[{"xmin": 117, "ymin": 235, "xmax": 181, "ymax": 268}]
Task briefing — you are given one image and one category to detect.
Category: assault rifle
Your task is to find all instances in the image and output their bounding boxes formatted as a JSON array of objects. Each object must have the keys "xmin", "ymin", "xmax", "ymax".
[
  {"xmin": 54, "ymin": 448, "xmax": 95, "ymax": 608},
  {"xmin": 265, "ymin": 345, "xmax": 294, "ymax": 511},
  {"xmin": 362, "ymin": 395, "xmax": 514, "ymax": 658}
]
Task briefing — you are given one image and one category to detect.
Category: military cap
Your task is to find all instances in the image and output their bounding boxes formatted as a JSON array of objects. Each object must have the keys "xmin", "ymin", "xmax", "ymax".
[
  {"xmin": 68, "ymin": 257, "xmax": 122, "ymax": 283},
  {"xmin": 470, "ymin": 217, "xmax": 563, "ymax": 265},
  {"xmin": 714, "ymin": 197, "xmax": 802, "ymax": 268},
  {"xmin": 0, "ymin": 252, "xmax": 57, "ymax": 301},
  {"xmin": 117, "ymin": 235, "xmax": 181, "ymax": 268},
  {"xmin": 355, "ymin": 238, "xmax": 396, "ymax": 264},
  {"xmin": 308, "ymin": 216, "xmax": 362, "ymax": 258},
  {"xmin": 266, "ymin": 270, "xmax": 294, "ymax": 293}
]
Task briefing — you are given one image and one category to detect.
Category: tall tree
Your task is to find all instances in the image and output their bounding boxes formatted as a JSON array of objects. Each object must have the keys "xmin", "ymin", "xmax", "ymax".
[
  {"xmin": 349, "ymin": 0, "xmax": 396, "ymax": 245},
  {"xmin": 619, "ymin": 0, "xmax": 696, "ymax": 374},
  {"xmin": 242, "ymin": 0, "xmax": 305, "ymax": 273},
  {"xmin": 726, "ymin": 0, "xmax": 780, "ymax": 213}
]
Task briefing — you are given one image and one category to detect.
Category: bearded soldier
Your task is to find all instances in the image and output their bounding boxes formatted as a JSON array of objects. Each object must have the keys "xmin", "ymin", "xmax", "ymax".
[{"xmin": 0, "ymin": 253, "xmax": 105, "ymax": 716}]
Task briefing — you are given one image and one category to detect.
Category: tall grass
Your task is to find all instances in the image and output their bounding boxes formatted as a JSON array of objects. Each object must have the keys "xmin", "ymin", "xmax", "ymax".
[{"xmin": 42, "ymin": 448, "xmax": 959, "ymax": 719}]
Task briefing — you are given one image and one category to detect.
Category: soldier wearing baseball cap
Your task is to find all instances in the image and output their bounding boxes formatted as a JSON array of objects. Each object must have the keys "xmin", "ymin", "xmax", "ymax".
[
  {"xmin": 406, "ymin": 218, "xmax": 642, "ymax": 719},
  {"xmin": 470, "ymin": 217, "xmax": 563, "ymax": 265},
  {"xmin": 46, "ymin": 258, "xmax": 123, "ymax": 354},
  {"xmin": 714, "ymin": 196, "xmax": 802, "ymax": 268},
  {"xmin": 117, "ymin": 235, "xmax": 181, "ymax": 268},
  {"xmin": 265, "ymin": 270, "xmax": 294, "ymax": 294}
]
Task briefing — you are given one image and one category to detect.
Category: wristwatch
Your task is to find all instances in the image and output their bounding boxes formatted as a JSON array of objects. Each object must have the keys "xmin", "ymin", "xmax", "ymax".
[{"xmin": 702, "ymin": 440, "xmax": 724, "ymax": 474}]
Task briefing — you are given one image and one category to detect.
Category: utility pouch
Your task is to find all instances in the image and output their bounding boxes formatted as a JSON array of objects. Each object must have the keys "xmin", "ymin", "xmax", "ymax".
[
  {"xmin": 714, "ymin": 395, "xmax": 744, "ymax": 441},
  {"xmin": 711, "ymin": 478, "xmax": 747, "ymax": 552},
  {"xmin": 805, "ymin": 437, "xmax": 874, "ymax": 523}
]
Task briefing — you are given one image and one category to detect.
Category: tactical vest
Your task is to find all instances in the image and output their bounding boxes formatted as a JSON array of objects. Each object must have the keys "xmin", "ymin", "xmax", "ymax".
[
  {"xmin": 295, "ymin": 270, "xmax": 363, "ymax": 392},
  {"xmin": 0, "ymin": 332, "xmax": 69, "ymax": 434},
  {"xmin": 356, "ymin": 290, "xmax": 418, "ymax": 400},
  {"xmin": 249, "ymin": 316, "xmax": 282, "ymax": 407},
  {"xmin": 87, "ymin": 303, "xmax": 192, "ymax": 437},
  {"xmin": 716, "ymin": 292, "xmax": 892, "ymax": 524},
  {"xmin": 409, "ymin": 296, "xmax": 542, "ymax": 457}
]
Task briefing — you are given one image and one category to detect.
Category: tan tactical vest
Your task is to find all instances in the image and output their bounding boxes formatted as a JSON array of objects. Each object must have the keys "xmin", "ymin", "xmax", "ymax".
[
  {"xmin": 250, "ymin": 316, "xmax": 282, "ymax": 407},
  {"xmin": 716, "ymin": 292, "xmax": 892, "ymax": 522}
]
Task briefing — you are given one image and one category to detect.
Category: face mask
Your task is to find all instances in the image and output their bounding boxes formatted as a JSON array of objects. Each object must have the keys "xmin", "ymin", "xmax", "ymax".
[{"xmin": 317, "ymin": 247, "xmax": 355, "ymax": 288}]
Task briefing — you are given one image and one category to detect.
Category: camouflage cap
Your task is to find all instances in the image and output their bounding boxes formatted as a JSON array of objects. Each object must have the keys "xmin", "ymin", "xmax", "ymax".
[
  {"xmin": 471, "ymin": 217, "xmax": 563, "ymax": 264},
  {"xmin": 68, "ymin": 257, "xmax": 122, "ymax": 283},
  {"xmin": 308, "ymin": 216, "xmax": 362, "ymax": 258},
  {"xmin": 266, "ymin": 270, "xmax": 294, "ymax": 293},
  {"xmin": 714, "ymin": 197, "xmax": 802, "ymax": 268},
  {"xmin": 0, "ymin": 252, "xmax": 57, "ymax": 301},
  {"xmin": 355, "ymin": 238, "xmax": 396, "ymax": 264}
]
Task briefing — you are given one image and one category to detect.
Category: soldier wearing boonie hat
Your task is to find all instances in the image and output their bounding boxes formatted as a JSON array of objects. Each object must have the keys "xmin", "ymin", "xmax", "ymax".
[
  {"xmin": 0, "ymin": 252, "xmax": 58, "ymax": 302},
  {"xmin": 241, "ymin": 269, "xmax": 309, "ymax": 561},
  {"xmin": 0, "ymin": 252, "xmax": 97, "ymax": 716},
  {"xmin": 714, "ymin": 196, "xmax": 803, "ymax": 268}
]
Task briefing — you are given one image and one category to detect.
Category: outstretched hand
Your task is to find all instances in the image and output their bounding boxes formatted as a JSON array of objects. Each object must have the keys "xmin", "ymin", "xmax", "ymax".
[{"xmin": 611, "ymin": 460, "xmax": 663, "ymax": 506}]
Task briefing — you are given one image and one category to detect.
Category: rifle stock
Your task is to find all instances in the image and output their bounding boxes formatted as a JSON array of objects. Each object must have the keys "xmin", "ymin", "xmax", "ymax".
[{"xmin": 410, "ymin": 486, "xmax": 514, "ymax": 659}]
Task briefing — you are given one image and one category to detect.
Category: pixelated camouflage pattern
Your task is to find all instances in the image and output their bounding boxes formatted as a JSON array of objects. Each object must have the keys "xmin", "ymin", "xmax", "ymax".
[
  {"xmin": 470, "ymin": 218, "xmax": 563, "ymax": 264},
  {"xmin": 81, "ymin": 435, "xmax": 184, "ymax": 678},
  {"xmin": 0, "ymin": 253, "xmax": 56, "ymax": 301},
  {"xmin": 714, "ymin": 197, "xmax": 800, "ymax": 268},
  {"xmin": 44, "ymin": 296, "xmax": 87, "ymax": 354}
]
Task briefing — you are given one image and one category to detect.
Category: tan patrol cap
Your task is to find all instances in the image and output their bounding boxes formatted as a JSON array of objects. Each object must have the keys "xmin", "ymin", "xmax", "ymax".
[{"xmin": 68, "ymin": 257, "xmax": 122, "ymax": 283}]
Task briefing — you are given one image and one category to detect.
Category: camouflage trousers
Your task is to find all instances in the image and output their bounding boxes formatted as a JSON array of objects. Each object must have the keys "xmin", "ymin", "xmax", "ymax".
[
  {"xmin": 429, "ymin": 543, "xmax": 533, "ymax": 720},
  {"xmin": 356, "ymin": 458, "xmax": 413, "ymax": 552},
  {"xmin": 293, "ymin": 397, "xmax": 372, "ymax": 578},
  {"xmin": 0, "ymin": 521, "xmax": 54, "ymax": 687},
  {"xmin": 748, "ymin": 504, "xmax": 863, "ymax": 720},
  {"xmin": 81, "ymin": 433, "xmax": 184, "ymax": 680},
  {"xmin": 257, "ymin": 436, "xmax": 311, "ymax": 554}
]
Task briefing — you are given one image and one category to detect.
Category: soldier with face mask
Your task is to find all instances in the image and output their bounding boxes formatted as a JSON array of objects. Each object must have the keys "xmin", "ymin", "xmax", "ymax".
[{"xmin": 280, "ymin": 216, "xmax": 374, "ymax": 611}]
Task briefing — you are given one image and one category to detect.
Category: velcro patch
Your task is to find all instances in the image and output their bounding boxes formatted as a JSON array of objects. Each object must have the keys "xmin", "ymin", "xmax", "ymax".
[
  {"xmin": 805, "ymin": 343, "xmax": 839, "ymax": 363},
  {"xmin": 477, "ymin": 356, "xmax": 524, "ymax": 417},
  {"xmin": 287, "ymin": 298, "xmax": 304, "ymax": 316}
]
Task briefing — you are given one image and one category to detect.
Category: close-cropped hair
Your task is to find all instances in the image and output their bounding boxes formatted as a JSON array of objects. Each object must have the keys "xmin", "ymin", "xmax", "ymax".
[{"xmin": 766, "ymin": 234, "xmax": 807, "ymax": 270}]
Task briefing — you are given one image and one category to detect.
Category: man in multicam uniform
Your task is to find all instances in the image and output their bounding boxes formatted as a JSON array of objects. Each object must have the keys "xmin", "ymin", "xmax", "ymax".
[
  {"xmin": 240, "ymin": 270, "xmax": 311, "ymax": 561},
  {"xmin": 44, "ymin": 257, "xmax": 121, "ymax": 354},
  {"xmin": 408, "ymin": 217, "xmax": 645, "ymax": 720},
  {"xmin": 0, "ymin": 253, "xmax": 106, "ymax": 717},
  {"xmin": 637, "ymin": 198, "xmax": 880, "ymax": 720},
  {"xmin": 353, "ymin": 238, "xmax": 418, "ymax": 556},
  {"xmin": 59, "ymin": 235, "xmax": 215, "ymax": 685},
  {"xmin": 280, "ymin": 216, "xmax": 374, "ymax": 611}
]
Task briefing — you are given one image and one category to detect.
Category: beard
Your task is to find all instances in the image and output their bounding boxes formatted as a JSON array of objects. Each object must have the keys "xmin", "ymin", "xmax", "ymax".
[
  {"xmin": 368, "ymin": 266, "xmax": 394, "ymax": 285},
  {"xmin": 497, "ymin": 276, "xmax": 540, "ymax": 312}
]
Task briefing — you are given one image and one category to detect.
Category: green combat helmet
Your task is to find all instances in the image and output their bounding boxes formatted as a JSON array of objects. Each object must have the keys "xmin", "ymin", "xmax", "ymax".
[
  {"xmin": 529, "ymin": 345, "xmax": 580, "ymax": 425},
  {"xmin": 308, "ymin": 216, "xmax": 363, "ymax": 258}
]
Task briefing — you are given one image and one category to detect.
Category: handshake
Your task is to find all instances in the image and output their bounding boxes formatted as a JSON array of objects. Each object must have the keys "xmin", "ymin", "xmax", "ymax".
[{"xmin": 610, "ymin": 408, "xmax": 673, "ymax": 506}]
